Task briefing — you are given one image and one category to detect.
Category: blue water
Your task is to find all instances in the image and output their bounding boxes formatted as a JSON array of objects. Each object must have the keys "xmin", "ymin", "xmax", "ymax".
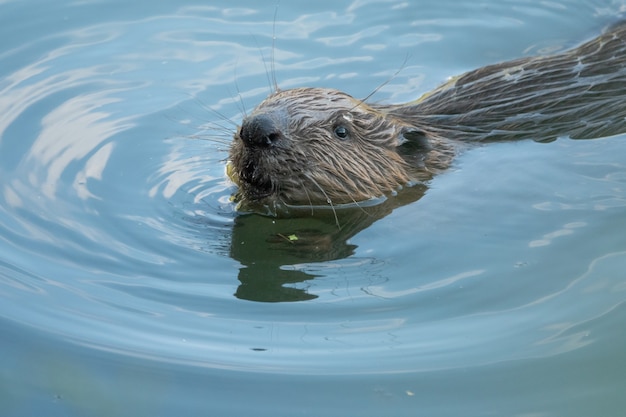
[{"xmin": 2, "ymin": 0, "xmax": 626, "ymax": 416}]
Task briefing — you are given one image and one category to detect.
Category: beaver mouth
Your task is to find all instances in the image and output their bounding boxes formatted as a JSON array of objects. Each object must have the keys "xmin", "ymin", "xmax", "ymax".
[
  {"xmin": 233, "ymin": 152, "xmax": 314, "ymax": 204},
  {"xmin": 236, "ymin": 155, "xmax": 276, "ymax": 200}
]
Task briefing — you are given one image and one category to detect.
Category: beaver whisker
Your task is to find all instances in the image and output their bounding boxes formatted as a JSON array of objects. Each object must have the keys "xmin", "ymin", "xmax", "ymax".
[
  {"xmin": 188, "ymin": 133, "xmax": 232, "ymax": 147},
  {"xmin": 228, "ymin": 68, "xmax": 249, "ymax": 119},
  {"xmin": 253, "ymin": 5, "xmax": 281, "ymax": 98},
  {"xmin": 294, "ymin": 175, "xmax": 316, "ymax": 216},
  {"xmin": 270, "ymin": 4, "xmax": 280, "ymax": 93},
  {"xmin": 303, "ymin": 172, "xmax": 342, "ymax": 229},
  {"xmin": 356, "ymin": 54, "xmax": 410, "ymax": 108},
  {"xmin": 187, "ymin": 93, "xmax": 241, "ymax": 129},
  {"xmin": 202, "ymin": 120, "xmax": 238, "ymax": 137},
  {"xmin": 170, "ymin": 97, "xmax": 240, "ymax": 146}
]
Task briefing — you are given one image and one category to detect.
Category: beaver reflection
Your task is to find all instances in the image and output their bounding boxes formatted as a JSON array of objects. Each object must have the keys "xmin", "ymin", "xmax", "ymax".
[
  {"xmin": 230, "ymin": 185, "xmax": 427, "ymax": 302},
  {"xmin": 229, "ymin": 21, "xmax": 626, "ymax": 209}
]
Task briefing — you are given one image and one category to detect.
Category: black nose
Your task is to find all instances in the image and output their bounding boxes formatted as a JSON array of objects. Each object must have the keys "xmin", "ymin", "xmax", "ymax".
[{"xmin": 239, "ymin": 114, "xmax": 282, "ymax": 148}]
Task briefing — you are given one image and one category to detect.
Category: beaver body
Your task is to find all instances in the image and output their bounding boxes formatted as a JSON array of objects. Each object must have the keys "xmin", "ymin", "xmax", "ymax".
[{"xmin": 228, "ymin": 21, "xmax": 626, "ymax": 208}]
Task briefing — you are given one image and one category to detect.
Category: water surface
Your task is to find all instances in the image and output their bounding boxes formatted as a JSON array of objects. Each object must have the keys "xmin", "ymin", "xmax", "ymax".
[{"xmin": 2, "ymin": 0, "xmax": 626, "ymax": 416}]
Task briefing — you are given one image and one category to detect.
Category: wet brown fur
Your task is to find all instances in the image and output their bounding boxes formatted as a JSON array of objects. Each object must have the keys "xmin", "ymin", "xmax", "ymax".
[{"xmin": 229, "ymin": 21, "xmax": 626, "ymax": 208}]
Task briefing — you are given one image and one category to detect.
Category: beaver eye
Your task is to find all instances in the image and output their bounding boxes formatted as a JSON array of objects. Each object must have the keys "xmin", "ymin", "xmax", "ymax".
[{"xmin": 334, "ymin": 125, "xmax": 349, "ymax": 139}]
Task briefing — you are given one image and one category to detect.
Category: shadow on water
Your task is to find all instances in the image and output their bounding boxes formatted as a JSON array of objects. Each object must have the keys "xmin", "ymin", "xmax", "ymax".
[{"xmin": 229, "ymin": 184, "xmax": 428, "ymax": 302}]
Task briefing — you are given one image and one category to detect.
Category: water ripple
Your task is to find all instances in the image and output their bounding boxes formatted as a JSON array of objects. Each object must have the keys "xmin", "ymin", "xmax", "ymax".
[{"xmin": 1, "ymin": 1, "xmax": 626, "ymax": 389}]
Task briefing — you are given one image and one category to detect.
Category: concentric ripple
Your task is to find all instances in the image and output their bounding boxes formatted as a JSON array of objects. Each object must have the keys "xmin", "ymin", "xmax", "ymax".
[{"xmin": 1, "ymin": 0, "xmax": 626, "ymax": 388}]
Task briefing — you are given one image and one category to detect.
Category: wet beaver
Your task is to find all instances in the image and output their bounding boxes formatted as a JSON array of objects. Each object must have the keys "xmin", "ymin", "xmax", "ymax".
[{"xmin": 228, "ymin": 21, "xmax": 626, "ymax": 208}]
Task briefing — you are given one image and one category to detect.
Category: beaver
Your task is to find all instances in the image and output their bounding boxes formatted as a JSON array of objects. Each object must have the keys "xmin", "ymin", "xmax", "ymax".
[{"xmin": 228, "ymin": 21, "xmax": 626, "ymax": 209}]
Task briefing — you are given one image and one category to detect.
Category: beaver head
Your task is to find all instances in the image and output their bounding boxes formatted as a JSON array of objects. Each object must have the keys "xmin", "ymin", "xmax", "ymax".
[{"xmin": 228, "ymin": 87, "xmax": 439, "ymax": 207}]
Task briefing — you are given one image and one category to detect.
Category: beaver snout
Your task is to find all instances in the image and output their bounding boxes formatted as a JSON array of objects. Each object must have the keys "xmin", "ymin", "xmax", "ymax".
[{"xmin": 239, "ymin": 114, "xmax": 283, "ymax": 148}]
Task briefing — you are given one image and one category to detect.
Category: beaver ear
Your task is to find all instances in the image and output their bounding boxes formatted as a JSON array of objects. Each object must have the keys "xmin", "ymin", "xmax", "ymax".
[{"xmin": 398, "ymin": 127, "xmax": 431, "ymax": 150}]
